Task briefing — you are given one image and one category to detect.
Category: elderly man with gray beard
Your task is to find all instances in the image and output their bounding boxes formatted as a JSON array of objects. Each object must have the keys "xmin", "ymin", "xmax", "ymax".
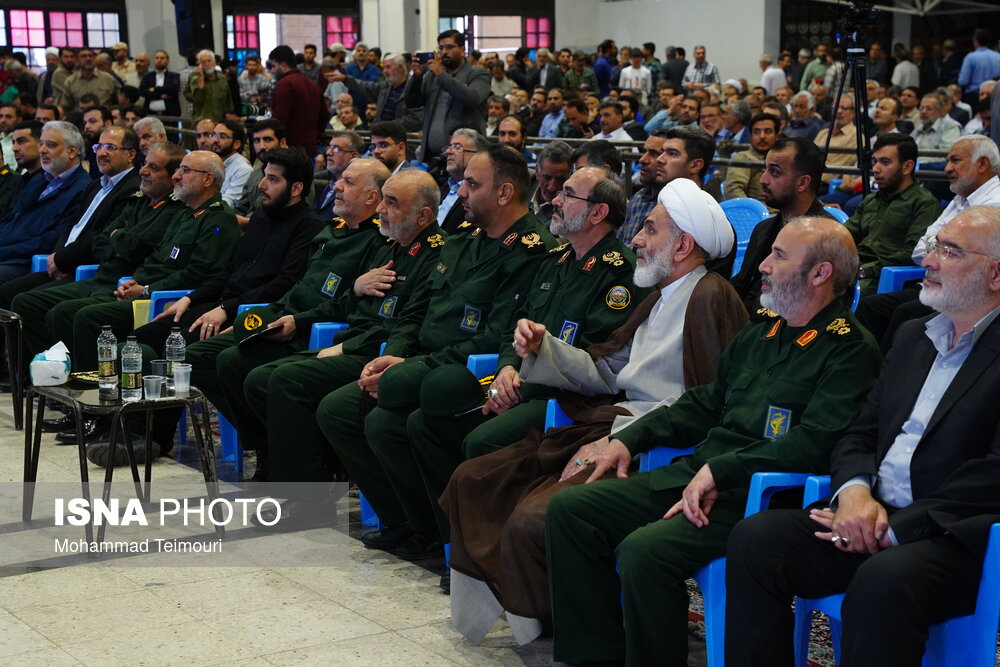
[{"xmin": 442, "ymin": 177, "xmax": 748, "ymax": 645}]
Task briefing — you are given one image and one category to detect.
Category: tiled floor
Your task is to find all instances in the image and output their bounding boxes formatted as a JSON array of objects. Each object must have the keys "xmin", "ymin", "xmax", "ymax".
[{"xmin": 0, "ymin": 396, "xmax": 710, "ymax": 666}]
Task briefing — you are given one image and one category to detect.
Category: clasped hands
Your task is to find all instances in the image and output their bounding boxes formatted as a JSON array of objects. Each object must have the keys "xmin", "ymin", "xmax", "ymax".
[{"xmin": 810, "ymin": 484, "xmax": 893, "ymax": 554}]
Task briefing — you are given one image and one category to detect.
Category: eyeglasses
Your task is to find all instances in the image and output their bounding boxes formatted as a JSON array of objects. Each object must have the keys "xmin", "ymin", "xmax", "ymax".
[
  {"xmin": 209, "ymin": 132, "xmax": 232, "ymax": 140},
  {"xmin": 176, "ymin": 165, "xmax": 210, "ymax": 175},
  {"xmin": 92, "ymin": 143, "xmax": 128, "ymax": 153},
  {"xmin": 445, "ymin": 143, "xmax": 477, "ymax": 154},
  {"xmin": 926, "ymin": 238, "xmax": 1000, "ymax": 261},
  {"xmin": 369, "ymin": 141, "xmax": 395, "ymax": 151},
  {"xmin": 555, "ymin": 189, "xmax": 596, "ymax": 204},
  {"xmin": 326, "ymin": 146, "xmax": 355, "ymax": 154}
]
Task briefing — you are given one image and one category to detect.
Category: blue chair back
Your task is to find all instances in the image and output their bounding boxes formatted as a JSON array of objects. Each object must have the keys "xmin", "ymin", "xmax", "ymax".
[
  {"xmin": 824, "ymin": 206, "xmax": 850, "ymax": 223},
  {"xmin": 721, "ymin": 198, "xmax": 770, "ymax": 276}
]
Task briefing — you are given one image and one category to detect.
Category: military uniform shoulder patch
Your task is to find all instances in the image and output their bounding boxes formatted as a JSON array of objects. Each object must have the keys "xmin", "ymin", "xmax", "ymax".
[
  {"xmin": 825, "ymin": 317, "xmax": 854, "ymax": 336},
  {"xmin": 0, "ymin": 168, "xmax": 8, "ymax": 176},
  {"xmin": 558, "ymin": 250, "xmax": 572, "ymax": 264},
  {"xmin": 606, "ymin": 286, "xmax": 631, "ymax": 310},
  {"xmin": 583, "ymin": 257, "xmax": 597, "ymax": 272},
  {"xmin": 131, "ymin": 190, "xmax": 144, "ymax": 199},
  {"xmin": 502, "ymin": 232, "xmax": 518, "ymax": 246},
  {"xmin": 209, "ymin": 201, "xmax": 221, "ymax": 208},
  {"xmin": 764, "ymin": 406, "xmax": 792, "ymax": 440},
  {"xmin": 755, "ymin": 307, "xmax": 780, "ymax": 319},
  {"xmin": 521, "ymin": 232, "xmax": 543, "ymax": 248},
  {"xmin": 193, "ymin": 209, "xmax": 206, "ymax": 218},
  {"xmin": 795, "ymin": 329, "xmax": 818, "ymax": 347},
  {"xmin": 549, "ymin": 242, "xmax": 570, "ymax": 254},
  {"xmin": 602, "ymin": 251, "xmax": 625, "ymax": 267},
  {"xmin": 764, "ymin": 320, "xmax": 781, "ymax": 339},
  {"xmin": 408, "ymin": 241, "xmax": 422, "ymax": 256},
  {"xmin": 458, "ymin": 221, "xmax": 473, "ymax": 230},
  {"xmin": 427, "ymin": 233, "xmax": 445, "ymax": 248}
]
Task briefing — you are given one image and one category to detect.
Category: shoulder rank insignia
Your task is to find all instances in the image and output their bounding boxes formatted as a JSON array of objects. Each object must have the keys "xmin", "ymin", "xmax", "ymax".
[
  {"xmin": 471, "ymin": 228, "xmax": 481, "ymax": 237},
  {"xmin": 334, "ymin": 219, "xmax": 347, "ymax": 229},
  {"xmin": 756, "ymin": 307, "xmax": 779, "ymax": 318},
  {"xmin": 764, "ymin": 406, "xmax": 792, "ymax": 440},
  {"xmin": 521, "ymin": 232, "xmax": 543, "ymax": 248},
  {"xmin": 193, "ymin": 209, "xmax": 206, "ymax": 218},
  {"xmin": 427, "ymin": 233, "xmax": 445, "ymax": 248},
  {"xmin": 826, "ymin": 317, "xmax": 852, "ymax": 335},
  {"xmin": 131, "ymin": 190, "xmax": 144, "ymax": 199},
  {"xmin": 210, "ymin": 201, "xmax": 221, "ymax": 208},
  {"xmin": 152, "ymin": 199, "xmax": 166, "ymax": 210},
  {"xmin": 606, "ymin": 286, "xmax": 631, "ymax": 309},
  {"xmin": 583, "ymin": 257, "xmax": 597, "ymax": 271},
  {"xmin": 602, "ymin": 251, "xmax": 625, "ymax": 267},
  {"xmin": 559, "ymin": 320, "xmax": 580, "ymax": 345},
  {"xmin": 503, "ymin": 232, "xmax": 518, "ymax": 246},
  {"xmin": 460, "ymin": 304, "xmax": 482, "ymax": 332},
  {"xmin": 550, "ymin": 242, "xmax": 570, "ymax": 254},
  {"xmin": 408, "ymin": 242, "xmax": 421, "ymax": 256},
  {"xmin": 373, "ymin": 217, "xmax": 381, "ymax": 226},
  {"xmin": 765, "ymin": 320, "xmax": 781, "ymax": 338},
  {"xmin": 796, "ymin": 329, "xmax": 818, "ymax": 347},
  {"xmin": 458, "ymin": 221, "xmax": 473, "ymax": 230},
  {"xmin": 0, "ymin": 168, "xmax": 8, "ymax": 176}
]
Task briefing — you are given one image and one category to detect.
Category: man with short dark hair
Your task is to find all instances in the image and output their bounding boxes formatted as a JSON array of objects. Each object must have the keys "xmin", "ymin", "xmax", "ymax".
[
  {"xmin": 368, "ymin": 120, "xmax": 411, "ymax": 174},
  {"xmin": 497, "ymin": 114, "xmax": 534, "ymax": 165},
  {"xmin": 530, "ymin": 140, "xmax": 572, "ymax": 227},
  {"xmin": 437, "ymin": 129, "xmax": 488, "ymax": 234},
  {"xmin": 0, "ymin": 120, "xmax": 43, "ymax": 214},
  {"xmin": 405, "ymin": 29, "xmax": 491, "ymax": 161},
  {"xmin": 843, "ymin": 133, "xmax": 941, "ymax": 296},
  {"xmin": 211, "ymin": 119, "xmax": 253, "ymax": 207},
  {"xmin": 592, "ymin": 101, "xmax": 631, "ymax": 141},
  {"xmin": 618, "ymin": 131, "xmax": 668, "ymax": 243},
  {"xmin": 682, "ymin": 45, "xmax": 720, "ymax": 92},
  {"xmin": 725, "ymin": 112, "xmax": 781, "ymax": 203},
  {"xmin": 0, "ymin": 103, "xmax": 22, "ymax": 169},
  {"xmin": 141, "ymin": 50, "xmax": 181, "ymax": 117},
  {"xmin": 731, "ymin": 136, "xmax": 835, "ymax": 309},
  {"xmin": 959, "ymin": 29, "xmax": 1000, "ymax": 107},
  {"xmin": 237, "ymin": 55, "xmax": 271, "ymax": 107},
  {"xmin": 561, "ymin": 98, "xmax": 596, "ymax": 139},
  {"xmin": 267, "ymin": 45, "xmax": 326, "ymax": 152},
  {"xmin": 59, "ymin": 48, "xmax": 119, "ymax": 109},
  {"xmin": 233, "ymin": 118, "xmax": 287, "ymax": 224},
  {"xmin": 298, "ymin": 43, "xmax": 322, "ymax": 84}
]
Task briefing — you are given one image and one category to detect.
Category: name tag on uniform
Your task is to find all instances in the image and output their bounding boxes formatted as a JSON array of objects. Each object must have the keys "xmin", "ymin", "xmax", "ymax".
[
  {"xmin": 460, "ymin": 305, "xmax": 481, "ymax": 332},
  {"xmin": 559, "ymin": 320, "xmax": 579, "ymax": 345},
  {"xmin": 379, "ymin": 296, "xmax": 398, "ymax": 318},
  {"xmin": 764, "ymin": 406, "xmax": 792, "ymax": 440},
  {"xmin": 321, "ymin": 273, "xmax": 341, "ymax": 297},
  {"xmin": 169, "ymin": 246, "xmax": 180, "ymax": 260}
]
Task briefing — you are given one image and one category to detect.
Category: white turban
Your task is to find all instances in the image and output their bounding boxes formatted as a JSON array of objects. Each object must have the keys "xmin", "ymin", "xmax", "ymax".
[
  {"xmin": 724, "ymin": 78, "xmax": 744, "ymax": 93},
  {"xmin": 657, "ymin": 179, "xmax": 734, "ymax": 260}
]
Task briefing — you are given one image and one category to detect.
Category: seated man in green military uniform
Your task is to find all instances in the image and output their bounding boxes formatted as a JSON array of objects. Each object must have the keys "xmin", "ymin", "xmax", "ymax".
[
  {"xmin": 180, "ymin": 157, "xmax": 390, "ymax": 481},
  {"xmin": 545, "ymin": 217, "xmax": 882, "ymax": 666},
  {"xmin": 343, "ymin": 166, "xmax": 645, "ymax": 563}
]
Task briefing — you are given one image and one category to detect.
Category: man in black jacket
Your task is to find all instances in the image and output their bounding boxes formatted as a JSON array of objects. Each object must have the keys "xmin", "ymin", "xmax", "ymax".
[
  {"xmin": 141, "ymin": 50, "xmax": 181, "ymax": 117},
  {"xmin": 0, "ymin": 125, "xmax": 140, "ymax": 307},
  {"xmin": 726, "ymin": 206, "xmax": 1000, "ymax": 667}
]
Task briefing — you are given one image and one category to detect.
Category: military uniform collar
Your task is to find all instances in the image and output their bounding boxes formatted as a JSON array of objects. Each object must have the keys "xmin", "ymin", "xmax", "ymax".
[
  {"xmin": 487, "ymin": 212, "xmax": 542, "ymax": 251},
  {"xmin": 756, "ymin": 298, "xmax": 856, "ymax": 349},
  {"xmin": 567, "ymin": 231, "xmax": 627, "ymax": 272},
  {"xmin": 190, "ymin": 194, "xmax": 223, "ymax": 218},
  {"xmin": 396, "ymin": 222, "xmax": 446, "ymax": 255},
  {"xmin": 332, "ymin": 214, "xmax": 380, "ymax": 233}
]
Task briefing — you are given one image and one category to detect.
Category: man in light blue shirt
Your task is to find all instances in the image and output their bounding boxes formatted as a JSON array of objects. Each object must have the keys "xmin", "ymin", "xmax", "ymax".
[
  {"xmin": 958, "ymin": 29, "xmax": 1000, "ymax": 106},
  {"xmin": 727, "ymin": 205, "xmax": 1000, "ymax": 667},
  {"xmin": 538, "ymin": 89, "xmax": 566, "ymax": 138}
]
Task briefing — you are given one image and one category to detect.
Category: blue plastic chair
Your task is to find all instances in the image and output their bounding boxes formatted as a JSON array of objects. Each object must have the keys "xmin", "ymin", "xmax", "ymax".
[
  {"xmin": 31, "ymin": 254, "xmax": 46, "ymax": 273},
  {"xmin": 75, "ymin": 264, "xmax": 98, "ymax": 280},
  {"xmin": 877, "ymin": 266, "xmax": 925, "ymax": 294},
  {"xmin": 850, "ymin": 281, "xmax": 861, "ymax": 312},
  {"xmin": 793, "ymin": 476, "xmax": 1000, "ymax": 667},
  {"xmin": 309, "ymin": 321, "xmax": 349, "ymax": 349},
  {"xmin": 824, "ymin": 206, "xmax": 850, "ymax": 223},
  {"xmin": 148, "ymin": 290, "xmax": 194, "ymax": 320},
  {"xmin": 720, "ymin": 198, "xmax": 770, "ymax": 277},
  {"xmin": 545, "ymin": 399, "xmax": 572, "ymax": 430},
  {"xmin": 237, "ymin": 302, "xmax": 267, "ymax": 314}
]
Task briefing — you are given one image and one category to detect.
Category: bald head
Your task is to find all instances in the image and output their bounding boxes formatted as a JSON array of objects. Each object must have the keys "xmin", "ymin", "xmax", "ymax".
[
  {"xmin": 377, "ymin": 169, "xmax": 441, "ymax": 245},
  {"xmin": 172, "ymin": 150, "xmax": 224, "ymax": 207}
]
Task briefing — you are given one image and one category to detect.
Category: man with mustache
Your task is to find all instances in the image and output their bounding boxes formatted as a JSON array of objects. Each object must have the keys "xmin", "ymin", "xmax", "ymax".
[
  {"xmin": 547, "ymin": 216, "xmax": 880, "ymax": 666},
  {"xmin": 731, "ymin": 136, "xmax": 835, "ymax": 310},
  {"xmin": 442, "ymin": 178, "xmax": 746, "ymax": 640}
]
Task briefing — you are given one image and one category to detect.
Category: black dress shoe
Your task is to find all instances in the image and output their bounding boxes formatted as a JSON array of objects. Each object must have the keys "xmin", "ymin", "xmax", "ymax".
[
  {"xmin": 251, "ymin": 496, "xmax": 338, "ymax": 532},
  {"xmin": 439, "ymin": 572, "xmax": 451, "ymax": 595},
  {"xmin": 86, "ymin": 440, "xmax": 161, "ymax": 468},
  {"xmin": 41, "ymin": 413, "xmax": 76, "ymax": 432},
  {"xmin": 360, "ymin": 522, "xmax": 414, "ymax": 552},
  {"xmin": 54, "ymin": 418, "xmax": 111, "ymax": 445},
  {"xmin": 394, "ymin": 532, "xmax": 444, "ymax": 561}
]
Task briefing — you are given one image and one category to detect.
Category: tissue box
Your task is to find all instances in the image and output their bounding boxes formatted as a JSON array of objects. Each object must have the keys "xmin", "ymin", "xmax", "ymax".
[{"xmin": 29, "ymin": 342, "xmax": 71, "ymax": 386}]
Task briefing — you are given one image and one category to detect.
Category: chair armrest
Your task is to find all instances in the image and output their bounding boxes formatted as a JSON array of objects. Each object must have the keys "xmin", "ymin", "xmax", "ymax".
[
  {"xmin": 802, "ymin": 475, "xmax": 832, "ymax": 507},
  {"xmin": 744, "ymin": 472, "xmax": 814, "ymax": 517},
  {"xmin": 75, "ymin": 264, "xmax": 98, "ymax": 280},
  {"xmin": 149, "ymin": 290, "xmax": 194, "ymax": 320},
  {"xmin": 466, "ymin": 353, "xmax": 499, "ymax": 380},
  {"xmin": 876, "ymin": 266, "xmax": 925, "ymax": 294},
  {"xmin": 308, "ymin": 321, "xmax": 349, "ymax": 349},
  {"xmin": 236, "ymin": 303, "xmax": 268, "ymax": 315},
  {"xmin": 31, "ymin": 254, "xmax": 47, "ymax": 273},
  {"xmin": 545, "ymin": 398, "xmax": 572, "ymax": 430},
  {"xmin": 638, "ymin": 445, "xmax": 696, "ymax": 473}
]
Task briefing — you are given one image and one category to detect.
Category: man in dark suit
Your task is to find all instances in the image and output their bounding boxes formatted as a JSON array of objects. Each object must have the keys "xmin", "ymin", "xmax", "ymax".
[
  {"xmin": 436, "ymin": 128, "xmax": 488, "ymax": 235},
  {"xmin": 405, "ymin": 29, "xmax": 490, "ymax": 162},
  {"xmin": 0, "ymin": 125, "xmax": 140, "ymax": 307},
  {"xmin": 726, "ymin": 205, "xmax": 1000, "ymax": 667},
  {"xmin": 526, "ymin": 48, "xmax": 563, "ymax": 92},
  {"xmin": 313, "ymin": 131, "xmax": 364, "ymax": 221},
  {"xmin": 661, "ymin": 46, "xmax": 689, "ymax": 93},
  {"xmin": 334, "ymin": 53, "xmax": 423, "ymax": 132},
  {"xmin": 140, "ymin": 50, "xmax": 181, "ymax": 117}
]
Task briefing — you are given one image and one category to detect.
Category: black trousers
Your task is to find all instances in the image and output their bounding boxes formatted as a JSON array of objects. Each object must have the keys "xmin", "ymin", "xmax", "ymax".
[
  {"xmin": 854, "ymin": 286, "xmax": 933, "ymax": 352},
  {"xmin": 724, "ymin": 509, "xmax": 983, "ymax": 667},
  {"xmin": 0, "ymin": 271, "xmax": 69, "ymax": 309}
]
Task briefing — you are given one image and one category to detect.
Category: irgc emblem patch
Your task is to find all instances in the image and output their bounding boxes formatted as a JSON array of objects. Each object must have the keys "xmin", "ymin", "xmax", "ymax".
[
  {"xmin": 244, "ymin": 313, "xmax": 263, "ymax": 330},
  {"xmin": 606, "ymin": 286, "xmax": 631, "ymax": 310},
  {"xmin": 559, "ymin": 320, "xmax": 579, "ymax": 345},
  {"xmin": 460, "ymin": 305, "xmax": 481, "ymax": 332},
  {"xmin": 321, "ymin": 272, "xmax": 341, "ymax": 297},
  {"xmin": 764, "ymin": 406, "xmax": 792, "ymax": 440},
  {"xmin": 379, "ymin": 296, "xmax": 398, "ymax": 318}
]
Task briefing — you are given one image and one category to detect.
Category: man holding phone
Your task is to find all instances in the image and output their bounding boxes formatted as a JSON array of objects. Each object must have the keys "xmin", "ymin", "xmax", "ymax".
[
  {"xmin": 184, "ymin": 49, "xmax": 233, "ymax": 123},
  {"xmin": 404, "ymin": 30, "xmax": 491, "ymax": 162}
]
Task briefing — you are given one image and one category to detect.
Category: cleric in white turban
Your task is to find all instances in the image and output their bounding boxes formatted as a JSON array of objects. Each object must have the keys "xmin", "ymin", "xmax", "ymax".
[{"xmin": 656, "ymin": 177, "xmax": 735, "ymax": 259}]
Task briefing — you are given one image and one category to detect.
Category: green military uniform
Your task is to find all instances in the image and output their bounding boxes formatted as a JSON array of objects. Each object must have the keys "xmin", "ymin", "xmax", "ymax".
[
  {"xmin": 184, "ymin": 75, "xmax": 234, "ymax": 123},
  {"xmin": 844, "ymin": 182, "xmax": 941, "ymax": 295},
  {"xmin": 240, "ymin": 223, "xmax": 451, "ymax": 483},
  {"xmin": 546, "ymin": 301, "xmax": 882, "ymax": 666},
  {"xmin": 184, "ymin": 216, "xmax": 383, "ymax": 455},
  {"xmin": 42, "ymin": 195, "xmax": 239, "ymax": 371},
  {"xmin": 314, "ymin": 213, "xmax": 558, "ymax": 531},
  {"xmin": 14, "ymin": 193, "xmax": 188, "ymax": 357},
  {"xmin": 0, "ymin": 165, "xmax": 19, "ymax": 216},
  {"xmin": 400, "ymin": 232, "xmax": 648, "ymax": 539}
]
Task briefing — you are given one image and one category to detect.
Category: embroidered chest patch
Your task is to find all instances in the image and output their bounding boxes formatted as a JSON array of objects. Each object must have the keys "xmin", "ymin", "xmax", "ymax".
[
  {"xmin": 460, "ymin": 305, "xmax": 482, "ymax": 332},
  {"xmin": 321, "ymin": 273, "xmax": 342, "ymax": 297},
  {"xmin": 559, "ymin": 320, "xmax": 579, "ymax": 345},
  {"xmin": 764, "ymin": 406, "xmax": 792, "ymax": 440}
]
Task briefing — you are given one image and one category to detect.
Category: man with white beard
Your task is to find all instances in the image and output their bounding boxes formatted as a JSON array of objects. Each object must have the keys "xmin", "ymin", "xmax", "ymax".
[
  {"xmin": 545, "ymin": 216, "xmax": 882, "ymax": 666},
  {"xmin": 441, "ymin": 177, "xmax": 748, "ymax": 643}
]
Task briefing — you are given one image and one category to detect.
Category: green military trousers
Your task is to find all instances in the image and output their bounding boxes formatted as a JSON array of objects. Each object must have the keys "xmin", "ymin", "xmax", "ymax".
[
  {"xmin": 66, "ymin": 299, "xmax": 142, "ymax": 370},
  {"xmin": 12, "ymin": 281, "xmax": 113, "ymax": 361},
  {"xmin": 243, "ymin": 352, "xmax": 370, "ymax": 486},
  {"xmin": 546, "ymin": 471, "xmax": 746, "ymax": 667}
]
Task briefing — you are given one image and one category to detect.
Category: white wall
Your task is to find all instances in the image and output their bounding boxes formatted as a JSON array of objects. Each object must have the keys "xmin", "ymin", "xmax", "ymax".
[
  {"xmin": 125, "ymin": 0, "xmax": 181, "ymax": 63},
  {"xmin": 556, "ymin": 0, "xmax": 781, "ymax": 86}
]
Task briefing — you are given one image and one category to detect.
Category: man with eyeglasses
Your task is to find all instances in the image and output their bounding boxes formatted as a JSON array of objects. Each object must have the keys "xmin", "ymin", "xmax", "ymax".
[
  {"xmin": 727, "ymin": 205, "xmax": 1000, "ymax": 667},
  {"xmin": 857, "ymin": 134, "xmax": 1000, "ymax": 347},
  {"xmin": 367, "ymin": 120, "xmax": 412, "ymax": 174},
  {"xmin": 0, "ymin": 125, "xmax": 140, "ymax": 303},
  {"xmin": 437, "ymin": 129, "xmax": 488, "ymax": 234},
  {"xmin": 313, "ymin": 131, "xmax": 364, "ymax": 220},
  {"xmin": 210, "ymin": 119, "xmax": 253, "ymax": 208},
  {"xmin": 910, "ymin": 93, "xmax": 962, "ymax": 152},
  {"xmin": 405, "ymin": 29, "xmax": 491, "ymax": 162}
]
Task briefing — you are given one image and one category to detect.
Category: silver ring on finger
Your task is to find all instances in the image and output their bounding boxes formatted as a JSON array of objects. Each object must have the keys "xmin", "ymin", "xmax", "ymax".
[
  {"xmin": 488, "ymin": 389, "xmax": 499, "ymax": 399},
  {"xmin": 841, "ymin": 537, "xmax": 852, "ymax": 547}
]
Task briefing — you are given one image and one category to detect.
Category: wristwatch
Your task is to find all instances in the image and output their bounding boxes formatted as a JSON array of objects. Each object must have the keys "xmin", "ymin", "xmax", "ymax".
[{"xmin": 141, "ymin": 285, "xmax": 150, "ymax": 298}]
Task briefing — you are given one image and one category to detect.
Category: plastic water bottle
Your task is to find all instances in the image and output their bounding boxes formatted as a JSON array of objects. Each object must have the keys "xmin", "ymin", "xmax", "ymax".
[
  {"xmin": 97, "ymin": 326, "xmax": 118, "ymax": 399},
  {"xmin": 121, "ymin": 336, "xmax": 143, "ymax": 403},
  {"xmin": 165, "ymin": 327, "xmax": 185, "ymax": 376}
]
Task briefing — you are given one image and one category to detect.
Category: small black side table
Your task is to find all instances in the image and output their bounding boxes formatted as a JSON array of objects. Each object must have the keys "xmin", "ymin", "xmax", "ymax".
[
  {"xmin": 0, "ymin": 309, "xmax": 24, "ymax": 430},
  {"xmin": 23, "ymin": 382, "xmax": 223, "ymax": 545}
]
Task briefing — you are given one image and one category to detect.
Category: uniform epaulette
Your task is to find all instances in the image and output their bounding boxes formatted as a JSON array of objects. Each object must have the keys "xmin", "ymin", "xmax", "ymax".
[
  {"xmin": 602, "ymin": 250, "xmax": 626, "ymax": 267},
  {"xmin": 549, "ymin": 242, "xmax": 570, "ymax": 254},
  {"xmin": 373, "ymin": 217, "xmax": 381, "ymax": 226},
  {"xmin": 752, "ymin": 306, "xmax": 780, "ymax": 321},
  {"xmin": 131, "ymin": 190, "xmax": 144, "ymax": 199},
  {"xmin": 0, "ymin": 168, "xmax": 8, "ymax": 176},
  {"xmin": 426, "ymin": 232, "xmax": 445, "ymax": 248},
  {"xmin": 520, "ymin": 232, "xmax": 545, "ymax": 250},
  {"xmin": 210, "ymin": 201, "xmax": 221, "ymax": 208},
  {"xmin": 458, "ymin": 221, "xmax": 473, "ymax": 230},
  {"xmin": 823, "ymin": 316, "xmax": 860, "ymax": 339}
]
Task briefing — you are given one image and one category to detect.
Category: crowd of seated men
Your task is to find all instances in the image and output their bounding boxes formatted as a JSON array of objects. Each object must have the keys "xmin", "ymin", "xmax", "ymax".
[{"xmin": 1, "ymin": 28, "xmax": 1000, "ymax": 667}]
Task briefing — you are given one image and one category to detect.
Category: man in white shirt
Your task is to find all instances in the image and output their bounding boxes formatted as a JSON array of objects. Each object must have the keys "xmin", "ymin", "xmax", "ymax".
[
  {"xmin": 211, "ymin": 119, "xmax": 252, "ymax": 207},
  {"xmin": 759, "ymin": 53, "xmax": 785, "ymax": 96},
  {"xmin": 618, "ymin": 50, "xmax": 652, "ymax": 106},
  {"xmin": 591, "ymin": 101, "xmax": 632, "ymax": 142}
]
